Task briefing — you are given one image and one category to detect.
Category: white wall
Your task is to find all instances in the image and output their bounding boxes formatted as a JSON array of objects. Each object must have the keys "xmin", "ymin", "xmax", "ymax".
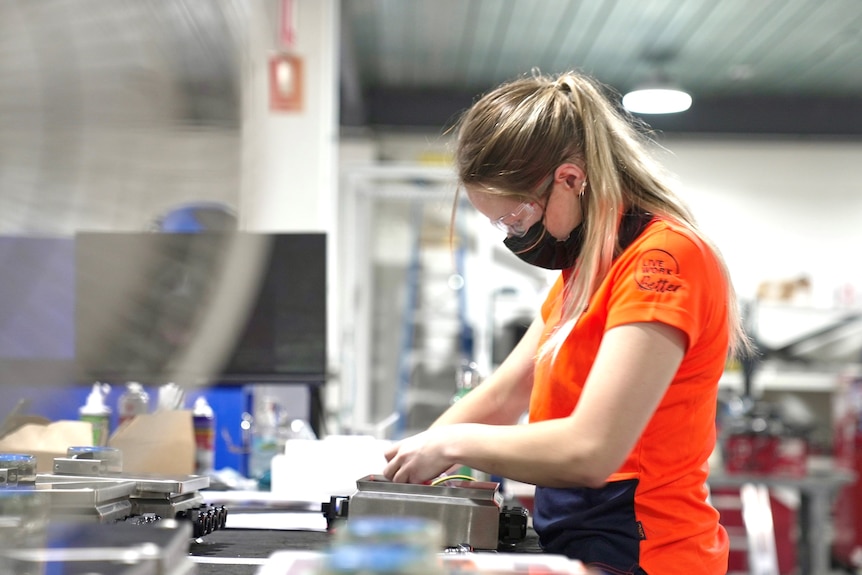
[
  {"xmin": 240, "ymin": 0, "xmax": 341, "ymax": 432},
  {"xmin": 241, "ymin": 0, "xmax": 339, "ymax": 234},
  {"xmin": 656, "ymin": 137, "xmax": 862, "ymax": 308}
]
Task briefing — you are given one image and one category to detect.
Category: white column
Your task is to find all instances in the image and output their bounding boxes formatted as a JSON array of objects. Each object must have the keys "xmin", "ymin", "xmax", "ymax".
[
  {"xmin": 239, "ymin": 0, "xmax": 340, "ymax": 419},
  {"xmin": 241, "ymin": 0, "xmax": 338, "ymax": 233}
]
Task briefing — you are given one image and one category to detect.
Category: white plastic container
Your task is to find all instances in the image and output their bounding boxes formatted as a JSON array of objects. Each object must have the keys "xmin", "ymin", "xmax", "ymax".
[{"xmin": 79, "ymin": 383, "xmax": 111, "ymax": 446}]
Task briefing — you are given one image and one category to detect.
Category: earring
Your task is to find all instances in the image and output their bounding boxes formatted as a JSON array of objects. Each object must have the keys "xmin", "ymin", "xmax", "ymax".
[{"xmin": 579, "ymin": 180, "xmax": 587, "ymax": 197}]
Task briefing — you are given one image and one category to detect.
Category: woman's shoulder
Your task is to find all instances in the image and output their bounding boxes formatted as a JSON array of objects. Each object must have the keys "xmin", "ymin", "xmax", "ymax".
[
  {"xmin": 615, "ymin": 216, "xmax": 725, "ymax": 287},
  {"xmin": 633, "ymin": 217, "xmax": 715, "ymax": 260}
]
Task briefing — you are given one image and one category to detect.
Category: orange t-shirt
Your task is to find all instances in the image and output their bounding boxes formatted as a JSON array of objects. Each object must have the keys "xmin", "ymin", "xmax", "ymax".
[{"xmin": 530, "ymin": 218, "xmax": 730, "ymax": 574}]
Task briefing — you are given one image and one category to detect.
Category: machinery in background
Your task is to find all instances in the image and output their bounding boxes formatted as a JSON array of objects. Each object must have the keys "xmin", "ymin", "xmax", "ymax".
[
  {"xmin": 832, "ymin": 367, "xmax": 862, "ymax": 569},
  {"xmin": 1, "ymin": 446, "xmax": 227, "ymax": 539},
  {"xmin": 718, "ymin": 394, "xmax": 814, "ymax": 478}
]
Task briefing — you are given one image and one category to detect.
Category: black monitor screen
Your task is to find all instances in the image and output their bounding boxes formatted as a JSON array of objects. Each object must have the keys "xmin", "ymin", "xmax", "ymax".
[{"xmin": 75, "ymin": 232, "xmax": 326, "ymax": 386}]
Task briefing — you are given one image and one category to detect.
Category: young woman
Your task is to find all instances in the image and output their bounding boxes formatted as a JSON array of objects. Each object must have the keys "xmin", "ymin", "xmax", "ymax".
[{"xmin": 382, "ymin": 70, "xmax": 749, "ymax": 574}]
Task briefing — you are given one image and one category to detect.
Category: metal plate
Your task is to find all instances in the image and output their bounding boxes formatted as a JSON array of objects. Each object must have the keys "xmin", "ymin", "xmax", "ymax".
[
  {"xmin": 27, "ymin": 480, "xmax": 136, "ymax": 522},
  {"xmin": 348, "ymin": 475, "xmax": 503, "ymax": 550},
  {"xmin": 133, "ymin": 492, "xmax": 203, "ymax": 516},
  {"xmin": 35, "ymin": 480, "xmax": 138, "ymax": 506},
  {"xmin": 355, "ymin": 475, "xmax": 503, "ymax": 505},
  {"xmin": 37, "ymin": 472, "xmax": 210, "ymax": 495},
  {"xmin": 0, "ymin": 519, "xmax": 193, "ymax": 575}
]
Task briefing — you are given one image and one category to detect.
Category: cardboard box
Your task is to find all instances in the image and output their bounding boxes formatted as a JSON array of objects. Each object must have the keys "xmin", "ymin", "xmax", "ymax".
[
  {"xmin": 0, "ymin": 410, "xmax": 195, "ymax": 476},
  {"xmin": 0, "ymin": 417, "xmax": 94, "ymax": 473},
  {"xmin": 108, "ymin": 410, "xmax": 195, "ymax": 475}
]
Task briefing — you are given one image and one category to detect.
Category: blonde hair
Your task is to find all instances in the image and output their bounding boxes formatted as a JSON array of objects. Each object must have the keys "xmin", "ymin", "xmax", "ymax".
[{"xmin": 454, "ymin": 70, "xmax": 750, "ymax": 359}]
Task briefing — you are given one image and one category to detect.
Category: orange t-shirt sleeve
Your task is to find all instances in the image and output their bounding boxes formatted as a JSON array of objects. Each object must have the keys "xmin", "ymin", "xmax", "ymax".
[{"xmin": 605, "ymin": 228, "xmax": 721, "ymax": 349}]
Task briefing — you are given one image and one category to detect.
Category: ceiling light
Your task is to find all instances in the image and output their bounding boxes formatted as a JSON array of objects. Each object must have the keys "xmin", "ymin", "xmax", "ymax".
[{"xmin": 622, "ymin": 81, "xmax": 692, "ymax": 114}]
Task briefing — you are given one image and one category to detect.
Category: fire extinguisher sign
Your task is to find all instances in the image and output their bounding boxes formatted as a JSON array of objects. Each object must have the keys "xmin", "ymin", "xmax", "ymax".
[{"xmin": 269, "ymin": 53, "xmax": 303, "ymax": 112}]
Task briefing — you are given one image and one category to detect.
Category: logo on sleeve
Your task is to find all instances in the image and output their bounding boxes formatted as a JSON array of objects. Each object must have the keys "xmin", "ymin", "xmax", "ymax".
[{"xmin": 634, "ymin": 249, "xmax": 682, "ymax": 293}]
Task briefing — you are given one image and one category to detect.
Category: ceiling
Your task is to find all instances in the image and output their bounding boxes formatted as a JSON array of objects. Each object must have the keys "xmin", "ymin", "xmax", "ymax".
[{"xmin": 339, "ymin": 0, "xmax": 862, "ymax": 137}]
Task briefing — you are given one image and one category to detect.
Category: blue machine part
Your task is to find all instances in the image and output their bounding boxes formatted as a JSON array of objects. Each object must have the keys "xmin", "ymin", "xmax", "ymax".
[{"xmin": 154, "ymin": 202, "xmax": 237, "ymax": 233}]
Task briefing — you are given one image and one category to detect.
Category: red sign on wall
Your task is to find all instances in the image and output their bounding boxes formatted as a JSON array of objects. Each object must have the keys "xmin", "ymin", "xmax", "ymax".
[{"xmin": 269, "ymin": 53, "xmax": 303, "ymax": 113}]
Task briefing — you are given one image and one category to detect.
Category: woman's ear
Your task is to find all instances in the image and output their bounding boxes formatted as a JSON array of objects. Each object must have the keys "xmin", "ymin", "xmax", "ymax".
[{"xmin": 554, "ymin": 163, "xmax": 587, "ymax": 193}]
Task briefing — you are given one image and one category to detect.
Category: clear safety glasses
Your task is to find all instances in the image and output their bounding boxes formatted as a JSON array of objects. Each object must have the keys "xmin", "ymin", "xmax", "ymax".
[{"xmin": 490, "ymin": 201, "xmax": 541, "ymax": 238}]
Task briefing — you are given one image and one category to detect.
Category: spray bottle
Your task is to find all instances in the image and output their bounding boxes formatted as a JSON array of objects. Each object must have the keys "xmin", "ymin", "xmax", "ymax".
[
  {"xmin": 117, "ymin": 382, "xmax": 149, "ymax": 428},
  {"xmin": 192, "ymin": 396, "xmax": 216, "ymax": 475},
  {"xmin": 80, "ymin": 382, "xmax": 111, "ymax": 446}
]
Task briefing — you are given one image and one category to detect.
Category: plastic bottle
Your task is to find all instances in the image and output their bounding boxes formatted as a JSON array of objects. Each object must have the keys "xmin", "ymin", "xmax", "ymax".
[
  {"xmin": 451, "ymin": 360, "xmax": 482, "ymax": 405},
  {"xmin": 79, "ymin": 382, "xmax": 111, "ymax": 446},
  {"xmin": 192, "ymin": 396, "xmax": 216, "ymax": 475},
  {"xmin": 249, "ymin": 397, "xmax": 284, "ymax": 486},
  {"xmin": 117, "ymin": 382, "xmax": 150, "ymax": 428}
]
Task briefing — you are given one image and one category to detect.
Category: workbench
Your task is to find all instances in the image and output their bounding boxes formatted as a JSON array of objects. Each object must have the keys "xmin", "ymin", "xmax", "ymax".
[
  {"xmin": 191, "ymin": 528, "xmax": 327, "ymax": 575},
  {"xmin": 190, "ymin": 524, "xmax": 544, "ymax": 575}
]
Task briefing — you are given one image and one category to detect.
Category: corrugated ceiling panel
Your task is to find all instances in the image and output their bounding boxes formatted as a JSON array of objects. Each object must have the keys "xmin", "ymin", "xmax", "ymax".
[
  {"xmin": 598, "ymin": 0, "xmax": 715, "ymax": 88},
  {"xmin": 410, "ymin": 0, "xmax": 473, "ymax": 87},
  {"xmin": 547, "ymin": 0, "xmax": 620, "ymax": 77},
  {"xmin": 463, "ymin": 0, "xmax": 516, "ymax": 88},
  {"xmin": 781, "ymin": 3, "xmax": 862, "ymax": 95},
  {"xmin": 344, "ymin": 0, "xmax": 862, "ymax": 97},
  {"xmin": 486, "ymin": 0, "xmax": 559, "ymax": 80},
  {"xmin": 340, "ymin": 0, "xmax": 862, "ymax": 132}
]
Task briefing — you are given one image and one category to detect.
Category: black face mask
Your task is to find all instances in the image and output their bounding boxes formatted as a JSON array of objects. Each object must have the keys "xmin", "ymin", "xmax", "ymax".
[
  {"xmin": 504, "ymin": 220, "xmax": 585, "ymax": 270},
  {"xmin": 503, "ymin": 209, "xmax": 654, "ymax": 270}
]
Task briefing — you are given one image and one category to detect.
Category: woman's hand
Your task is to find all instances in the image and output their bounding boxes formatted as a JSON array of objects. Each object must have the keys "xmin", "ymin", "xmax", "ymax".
[{"xmin": 383, "ymin": 426, "xmax": 461, "ymax": 484}]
